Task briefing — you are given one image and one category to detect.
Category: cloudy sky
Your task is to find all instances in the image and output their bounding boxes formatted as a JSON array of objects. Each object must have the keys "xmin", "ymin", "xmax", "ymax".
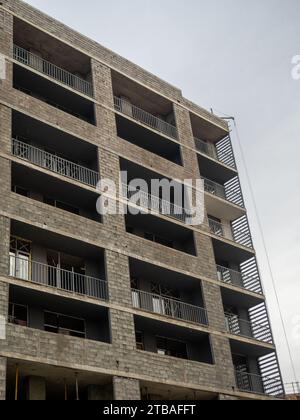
[{"xmin": 24, "ymin": 0, "xmax": 300, "ymax": 383}]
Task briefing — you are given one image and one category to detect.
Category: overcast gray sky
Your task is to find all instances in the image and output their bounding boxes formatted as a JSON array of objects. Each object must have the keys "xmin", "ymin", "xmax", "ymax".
[{"xmin": 24, "ymin": 0, "xmax": 300, "ymax": 383}]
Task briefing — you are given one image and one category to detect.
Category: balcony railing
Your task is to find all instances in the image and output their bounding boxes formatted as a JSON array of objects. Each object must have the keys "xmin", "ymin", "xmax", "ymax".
[
  {"xmin": 216, "ymin": 265, "xmax": 263, "ymax": 294},
  {"xmin": 208, "ymin": 218, "xmax": 253, "ymax": 249},
  {"xmin": 9, "ymin": 255, "xmax": 108, "ymax": 301},
  {"xmin": 194, "ymin": 136, "xmax": 237, "ymax": 170},
  {"xmin": 114, "ymin": 96, "xmax": 178, "ymax": 139},
  {"xmin": 203, "ymin": 177, "xmax": 244, "ymax": 208},
  {"xmin": 131, "ymin": 288, "xmax": 208, "ymax": 326},
  {"xmin": 203, "ymin": 177, "xmax": 226, "ymax": 200},
  {"xmin": 235, "ymin": 370, "xmax": 283, "ymax": 396},
  {"xmin": 208, "ymin": 218, "xmax": 224, "ymax": 237},
  {"xmin": 13, "ymin": 45, "xmax": 93, "ymax": 97},
  {"xmin": 203, "ymin": 178, "xmax": 244, "ymax": 208},
  {"xmin": 284, "ymin": 382, "xmax": 300, "ymax": 396},
  {"xmin": 12, "ymin": 138, "xmax": 99, "ymax": 187},
  {"xmin": 122, "ymin": 183, "xmax": 188, "ymax": 223},
  {"xmin": 225, "ymin": 313, "xmax": 273, "ymax": 344}
]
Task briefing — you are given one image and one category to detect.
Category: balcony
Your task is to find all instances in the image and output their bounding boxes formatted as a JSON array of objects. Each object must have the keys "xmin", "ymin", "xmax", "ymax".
[
  {"xmin": 225, "ymin": 313, "xmax": 273, "ymax": 344},
  {"xmin": 5, "ymin": 358, "xmax": 113, "ymax": 400},
  {"xmin": 203, "ymin": 177, "xmax": 244, "ymax": 209},
  {"xmin": 9, "ymin": 255, "xmax": 108, "ymax": 302},
  {"xmin": 132, "ymin": 288, "xmax": 208, "ymax": 326},
  {"xmin": 12, "ymin": 138, "xmax": 100, "ymax": 187},
  {"xmin": 8, "ymin": 284, "xmax": 111, "ymax": 350},
  {"xmin": 194, "ymin": 136, "xmax": 237, "ymax": 170},
  {"xmin": 122, "ymin": 183, "xmax": 188, "ymax": 224},
  {"xmin": 114, "ymin": 96, "xmax": 178, "ymax": 140},
  {"xmin": 284, "ymin": 382, "xmax": 300, "ymax": 398},
  {"xmin": 13, "ymin": 44, "xmax": 93, "ymax": 97},
  {"xmin": 235, "ymin": 370, "xmax": 283, "ymax": 397},
  {"xmin": 208, "ymin": 217, "xmax": 253, "ymax": 249},
  {"xmin": 12, "ymin": 162, "xmax": 102, "ymax": 222},
  {"xmin": 134, "ymin": 315, "xmax": 214, "ymax": 364},
  {"xmin": 217, "ymin": 265, "xmax": 263, "ymax": 295}
]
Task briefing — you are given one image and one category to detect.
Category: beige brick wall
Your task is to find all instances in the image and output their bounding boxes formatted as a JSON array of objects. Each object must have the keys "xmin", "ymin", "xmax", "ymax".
[
  {"xmin": 113, "ymin": 376, "xmax": 141, "ymax": 400},
  {"xmin": 0, "ymin": 9, "xmax": 13, "ymax": 55},
  {"xmin": 0, "ymin": 216, "xmax": 10, "ymax": 278},
  {"xmin": 0, "ymin": 356, "xmax": 6, "ymax": 400},
  {"xmin": 0, "ymin": 105, "xmax": 11, "ymax": 154},
  {"xmin": 2, "ymin": 324, "xmax": 234, "ymax": 392}
]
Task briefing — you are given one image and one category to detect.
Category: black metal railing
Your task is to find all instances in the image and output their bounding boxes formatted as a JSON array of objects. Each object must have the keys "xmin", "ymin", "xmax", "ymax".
[
  {"xmin": 216, "ymin": 264, "xmax": 263, "ymax": 294},
  {"xmin": 225, "ymin": 313, "xmax": 273, "ymax": 344},
  {"xmin": 132, "ymin": 289, "xmax": 208, "ymax": 326},
  {"xmin": 13, "ymin": 44, "xmax": 93, "ymax": 97},
  {"xmin": 114, "ymin": 96, "xmax": 178, "ymax": 139},
  {"xmin": 194, "ymin": 135, "xmax": 237, "ymax": 170},
  {"xmin": 12, "ymin": 138, "xmax": 99, "ymax": 187},
  {"xmin": 9, "ymin": 255, "xmax": 108, "ymax": 301}
]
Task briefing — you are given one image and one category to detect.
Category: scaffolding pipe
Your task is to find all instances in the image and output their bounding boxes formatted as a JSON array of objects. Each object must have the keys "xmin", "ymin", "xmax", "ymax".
[
  {"xmin": 15, "ymin": 364, "xmax": 19, "ymax": 401},
  {"xmin": 75, "ymin": 373, "xmax": 79, "ymax": 401},
  {"xmin": 64, "ymin": 379, "xmax": 68, "ymax": 401}
]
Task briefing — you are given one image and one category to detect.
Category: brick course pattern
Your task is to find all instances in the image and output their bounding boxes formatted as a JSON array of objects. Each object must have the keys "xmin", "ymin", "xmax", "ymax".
[
  {"xmin": 0, "ymin": 357, "xmax": 6, "ymax": 400},
  {"xmin": 113, "ymin": 377, "xmax": 141, "ymax": 401}
]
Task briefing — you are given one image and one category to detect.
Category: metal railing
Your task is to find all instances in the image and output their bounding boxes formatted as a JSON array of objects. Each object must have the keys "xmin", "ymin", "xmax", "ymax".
[
  {"xmin": 114, "ymin": 96, "xmax": 178, "ymax": 139},
  {"xmin": 203, "ymin": 177, "xmax": 244, "ymax": 208},
  {"xmin": 216, "ymin": 265, "xmax": 263, "ymax": 294},
  {"xmin": 13, "ymin": 44, "xmax": 93, "ymax": 97},
  {"xmin": 131, "ymin": 289, "xmax": 208, "ymax": 326},
  {"xmin": 122, "ymin": 183, "xmax": 187, "ymax": 223},
  {"xmin": 235, "ymin": 370, "xmax": 283, "ymax": 396},
  {"xmin": 194, "ymin": 136, "xmax": 237, "ymax": 170},
  {"xmin": 12, "ymin": 138, "xmax": 99, "ymax": 187},
  {"xmin": 203, "ymin": 177, "xmax": 226, "ymax": 200},
  {"xmin": 9, "ymin": 255, "xmax": 108, "ymax": 301},
  {"xmin": 208, "ymin": 218, "xmax": 224, "ymax": 237},
  {"xmin": 225, "ymin": 313, "xmax": 273, "ymax": 344},
  {"xmin": 208, "ymin": 218, "xmax": 253, "ymax": 249},
  {"xmin": 194, "ymin": 137, "xmax": 211, "ymax": 156},
  {"xmin": 284, "ymin": 382, "xmax": 300, "ymax": 396}
]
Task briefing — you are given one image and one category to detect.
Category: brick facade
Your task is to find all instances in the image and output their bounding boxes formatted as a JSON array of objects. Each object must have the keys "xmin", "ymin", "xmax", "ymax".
[{"xmin": 0, "ymin": 0, "xmax": 280, "ymax": 401}]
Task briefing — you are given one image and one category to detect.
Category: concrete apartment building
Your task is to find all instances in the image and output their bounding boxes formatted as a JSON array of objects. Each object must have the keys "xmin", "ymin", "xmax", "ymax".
[{"xmin": 0, "ymin": 0, "xmax": 284, "ymax": 400}]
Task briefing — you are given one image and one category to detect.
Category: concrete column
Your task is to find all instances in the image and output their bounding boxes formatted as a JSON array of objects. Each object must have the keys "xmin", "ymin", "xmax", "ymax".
[
  {"xmin": 210, "ymin": 335, "xmax": 236, "ymax": 390},
  {"xmin": 0, "ymin": 9, "xmax": 13, "ymax": 56},
  {"xmin": 0, "ymin": 357, "xmax": 6, "ymax": 400},
  {"xmin": 106, "ymin": 250, "xmax": 132, "ymax": 306},
  {"xmin": 237, "ymin": 307, "xmax": 252, "ymax": 338},
  {"xmin": 98, "ymin": 149, "xmax": 125, "ymax": 231},
  {"xmin": 109, "ymin": 309, "xmax": 136, "ymax": 351},
  {"xmin": 113, "ymin": 376, "xmax": 141, "ymax": 401},
  {"xmin": 91, "ymin": 59, "xmax": 114, "ymax": 107},
  {"xmin": 194, "ymin": 232, "xmax": 218, "ymax": 279},
  {"xmin": 105, "ymin": 250, "xmax": 137, "ymax": 353},
  {"xmin": 0, "ymin": 280, "xmax": 8, "ymax": 317},
  {"xmin": 26, "ymin": 376, "xmax": 46, "ymax": 400},
  {"xmin": 248, "ymin": 358, "xmax": 264, "ymax": 394},
  {"xmin": 0, "ymin": 281, "xmax": 8, "ymax": 345},
  {"xmin": 202, "ymin": 281, "xmax": 227, "ymax": 331},
  {"xmin": 173, "ymin": 104, "xmax": 200, "ymax": 179},
  {"xmin": 0, "ymin": 9, "xmax": 13, "ymax": 89},
  {"xmin": 90, "ymin": 60, "xmax": 125, "ymax": 230},
  {"xmin": 0, "ymin": 105, "xmax": 11, "ymax": 154},
  {"xmin": 0, "ymin": 216, "xmax": 10, "ymax": 278},
  {"xmin": 0, "ymin": 10, "xmax": 13, "ymax": 103}
]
